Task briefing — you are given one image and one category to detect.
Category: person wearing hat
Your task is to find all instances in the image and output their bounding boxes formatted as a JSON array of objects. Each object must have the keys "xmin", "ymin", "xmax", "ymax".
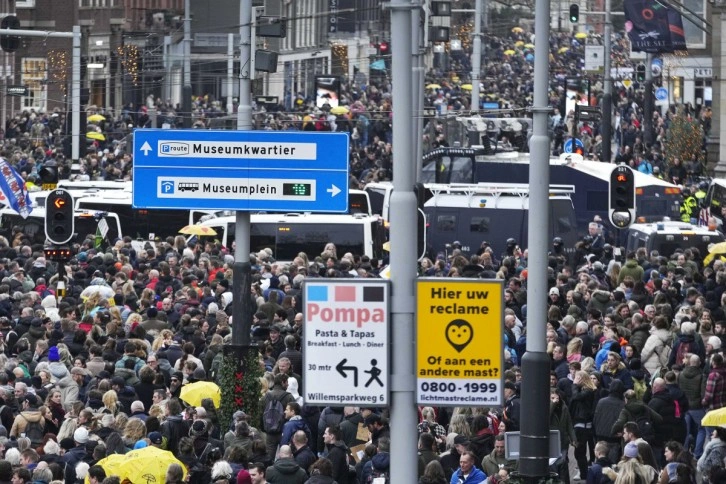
[
  {"xmin": 502, "ymin": 382, "xmax": 520, "ymax": 431},
  {"xmin": 9, "ymin": 393, "xmax": 43, "ymax": 440},
  {"xmin": 61, "ymin": 427, "xmax": 88, "ymax": 484},
  {"xmin": 141, "ymin": 307, "xmax": 170, "ymax": 334},
  {"xmin": 147, "ymin": 431, "xmax": 163, "ymax": 448}
]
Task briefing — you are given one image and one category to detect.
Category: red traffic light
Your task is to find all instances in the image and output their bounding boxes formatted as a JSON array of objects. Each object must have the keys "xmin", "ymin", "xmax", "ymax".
[
  {"xmin": 617, "ymin": 174, "xmax": 628, "ymax": 183},
  {"xmin": 54, "ymin": 198, "xmax": 66, "ymax": 209}
]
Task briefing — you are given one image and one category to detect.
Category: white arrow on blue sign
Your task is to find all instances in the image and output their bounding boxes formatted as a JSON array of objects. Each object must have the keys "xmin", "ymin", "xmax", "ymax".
[{"xmin": 132, "ymin": 129, "xmax": 350, "ymax": 213}]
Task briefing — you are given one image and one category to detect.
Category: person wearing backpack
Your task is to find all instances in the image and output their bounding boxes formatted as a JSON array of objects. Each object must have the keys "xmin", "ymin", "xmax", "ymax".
[
  {"xmin": 9, "ymin": 394, "xmax": 44, "ymax": 442},
  {"xmin": 611, "ymin": 390, "xmax": 663, "ymax": 445},
  {"xmin": 262, "ymin": 373, "xmax": 295, "ymax": 460},
  {"xmin": 362, "ymin": 436, "xmax": 391, "ymax": 484},
  {"xmin": 667, "ymin": 321, "xmax": 705, "ymax": 368},
  {"xmin": 646, "ymin": 378, "xmax": 679, "ymax": 464}
]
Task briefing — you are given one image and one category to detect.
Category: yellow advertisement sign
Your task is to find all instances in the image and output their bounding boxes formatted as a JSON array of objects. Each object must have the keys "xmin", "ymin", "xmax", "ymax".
[{"xmin": 416, "ymin": 278, "xmax": 504, "ymax": 406}]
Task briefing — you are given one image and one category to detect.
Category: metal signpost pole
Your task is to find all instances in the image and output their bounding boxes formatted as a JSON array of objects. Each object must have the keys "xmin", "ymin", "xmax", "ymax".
[
  {"xmin": 644, "ymin": 53, "xmax": 654, "ymax": 147},
  {"xmin": 389, "ymin": 0, "xmax": 418, "ymax": 480},
  {"xmin": 412, "ymin": 5, "xmax": 424, "ymax": 181},
  {"xmin": 471, "ymin": 0, "xmax": 482, "ymax": 113},
  {"xmin": 602, "ymin": 0, "xmax": 612, "ymax": 162},
  {"xmin": 227, "ymin": 33, "xmax": 234, "ymax": 115},
  {"xmin": 72, "ymin": 26, "xmax": 81, "ymax": 163},
  {"xmin": 183, "ymin": 0, "xmax": 192, "ymax": 128},
  {"xmin": 519, "ymin": 0, "xmax": 553, "ymax": 479},
  {"xmin": 234, "ymin": 0, "xmax": 254, "ymax": 349}
]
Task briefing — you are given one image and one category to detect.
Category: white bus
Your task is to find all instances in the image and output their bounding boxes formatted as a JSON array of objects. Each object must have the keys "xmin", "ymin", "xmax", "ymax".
[
  {"xmin": 199, "ymin": 212, "xmax": 386, "ymax": 262},
  {"xmin": 0, "ymin": 207, "xmax": 123, "ymax": 245}
]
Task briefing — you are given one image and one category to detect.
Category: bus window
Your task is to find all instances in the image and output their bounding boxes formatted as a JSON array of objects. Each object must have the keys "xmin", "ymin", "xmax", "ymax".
[
  {"xmin": 470, "ymin": 216, "xmax": 490, "ymax": 233},
  {"xmin": 349, "ymin": 192, "xmax": 371, "ymax": 215},
  {"xmin": 77, "ymin": 202, "xmax": 189, "ymax": 239},
  {"xmin": 0, "ymin": 214, "xmax": 44, "ymax": 244},
  {"xmin": 366, "ymin": 187, "xmax": 387, "ymax": 217},
  {"xmin": 279, "ymin": 223, "xmax": 366, "ymax": 261},
  {"xmin": 249, "ymin": 222, "xmax": 277, "ymax": 255},
  {"xmin": 436, "ymin": 215, "xmax": 457, "ymax": 232}
]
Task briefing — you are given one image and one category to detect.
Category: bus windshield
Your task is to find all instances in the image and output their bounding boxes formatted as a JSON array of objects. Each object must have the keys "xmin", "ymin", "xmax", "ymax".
[{"xmin": 77, "ymin": 202, "xmax": 189, "ymax": 239}]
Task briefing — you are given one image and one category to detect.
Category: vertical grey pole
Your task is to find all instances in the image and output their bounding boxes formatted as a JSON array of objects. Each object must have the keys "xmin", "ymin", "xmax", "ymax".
[
  {"xmin": 601, "ymin": 0, "xmax": 612, "ymax": 162},
  {"xmin": 643, "ymin": 53, "xmax": 654, "ymax": 147},
  {"xmin": 150, "ymin": 108, "xmax": 157, "ymax": 128},
  {"xmin": 227, "ymin": 33, "xmax": 235, "ymax": 115},
  {"xmin": 412, "ymin": 5, "xmax": 424, "ymax": 180},
  {"xmin": 389, "ymin": 0, "xmax": 418, "ymax": 481},
  {"xmin": 72, "ymin": 26, "xmax": 81, "ymax": 162},
  {"xmin": 232, "ymin": 0, "xmax": 253, "ymax": 348},
  {"xmin": 182, "ymin": 0, "xmax": 192, "ymax": 128},
  {"xmin": 470, "ymin": 0, "xmax": 482, "ymax": 113},
  {"xmin": 519, "ymin": 0, "xmax": 552, "ymax": 480}
]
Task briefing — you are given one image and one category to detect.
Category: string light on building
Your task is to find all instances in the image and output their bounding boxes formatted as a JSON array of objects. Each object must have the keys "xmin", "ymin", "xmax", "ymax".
[
  {"xmin": 117, "ymin": 44, "xmax": 139, "ymax": 86},
  {"xmin": 47, "ymin": 49, "xmax": 69, "ymax": 95},
  {"xmin": 331, "ymin": 43, "xmax": 348, "ymax": 73}
]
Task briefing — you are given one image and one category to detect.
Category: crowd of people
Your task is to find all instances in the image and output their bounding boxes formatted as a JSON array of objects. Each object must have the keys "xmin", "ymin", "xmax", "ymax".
[{"xmin": 0, "ymin": 20, "xmax": 717, "ymax": 484}]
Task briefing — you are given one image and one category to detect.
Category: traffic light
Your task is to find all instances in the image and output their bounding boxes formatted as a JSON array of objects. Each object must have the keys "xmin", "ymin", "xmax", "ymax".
[
  {"xmin": 569, "ymin": 4, "xmax": 579, "ymax": 23},
  {"xmin": 0, "ymin": 16, "xmax": 20, "ymax": 53},
  {"xmin": 45, "ymin": 189, "xmax": 74, "ymax": 245},
  {"xmin": 38, "ymin": 166, "xmax": 58, "ymax": 190},
  {"xmin": 44, "ymin": 246, "xmax": 73, "ymax": 261},
  {"xmin": 574, "ymin": 143, "xmax": 585, "ymax": 156},
  {"xmin": 636, "ymin": 63, "xmax": 646, "ymax": 82},
  {"xmin": 379, "ymin": 41, "xmax": 389, "ymax": 56},
  {"xmin": 608, "ymin": 165, "xmax": 636, "ymax": 228}
]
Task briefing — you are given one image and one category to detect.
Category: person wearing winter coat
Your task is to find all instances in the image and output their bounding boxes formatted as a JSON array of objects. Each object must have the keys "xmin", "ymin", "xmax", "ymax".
[
  {"xmin": 9, "ymin": 394, "xmax": 44, "ymax": 438},
  {"xmin": 304, "ymin": 458, "xmax": 339, "ymax": 484},
  {"xmin": 549, "ymin": 390, "xmax": 575, "ymax": 484},
  {"xmin": 593, "ymin": 379, "xmax": 626, "ymax": 464},
  {"xmin": 570, "ymin": 371, "xmax": 597, "ymax": 480},
  {"xmin": 265, "ymin": 445, "xmax": 307, "ymax": 484},
  {"xmin": 617, "ymin": 254, "xmax": 644, "ymax": 285},
  {"xmin": 696, "ymin": 426, "xmax": 726, "ymax": 483},
  {"xmin": 281, "ymin": 402, "xmax": 312, "ymax": 447},
  {"xmin": 611, "ymin": 390, "xmax": 663, "ymax": 438},
  {"xmin": 323, "ymin": 425, "xmax": 351, "ymax": 484},
  {"xmin": 449, "ymin": 451, "xmax": 486, "ymax": 484},
  {"xmin": 679, "ymin": 354, "xmax": 707, "ymax": 456},
  {"xmin": 667, "ymin": 322, "xmax": 705, "ymax": 368},
  {"xmin": 640, "ymin": 316, "xmax": 672, "ymax": 377}
]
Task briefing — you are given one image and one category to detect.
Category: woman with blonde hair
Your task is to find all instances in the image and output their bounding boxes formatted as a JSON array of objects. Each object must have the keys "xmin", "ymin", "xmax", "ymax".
[
  {"xmin": 125, "ymin": 312, "xmax": 143, "ymax": 333},
  {"xmin": 122, "ymin": 418, "xmax": 147, "ymax": 447},
  {"xmin": 149, "ymin": 404, "xmax": 164, "ymax": 420},
  {"xmin": 567, "ymin": 337, "xmax": 583, "ymax": 363},
  {"xmin": 56, "ymin": 416, "xmax": 78, "ymax": 441},
  {"xmin": 152, "ymin": 329, "xmax": 174, "ymax": 352},
  {"xmin": 571, "ymin": 370, "xmax": 597, "ymax": 480},
  {"xmin": 102, "ymin": 390, "xmax": 122, "ymax": 415},
  {"xmin": 447, "ymin": 414, "xmax": 471, "ymax": 438}
]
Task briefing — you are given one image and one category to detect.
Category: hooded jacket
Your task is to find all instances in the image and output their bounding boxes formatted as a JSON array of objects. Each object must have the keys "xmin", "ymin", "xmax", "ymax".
[
  {"xmin": 593, "ymin": 380, "xmax": 625, "ymax": 440},
  {"xmin": 618, "ymin": 259, "xmax": 644, "ymax": 285},
  {"xmin": 10, "ymin": 409, "xmax": 44, "ymax": 438},
  {"xmin": 56, "ymin": 374, "xmax": 79, "ymax": 410},
  {"xmin": 281, "ymin": 415, "xmax": 311, "ymax": 447},
  {"xmin": 640, "ymin": 328, "xmax": 672, "ymax": 376},
  {"xmin": 678, "ymin": 364, "xmax": 705, "ymax": 410},
  {"xmin": 265, "ymin": 457, "xmax": 307, "ymax": 484},
  {"xmin": 362, "ymin": 452, "xmax": 390, "ymax": 484}
]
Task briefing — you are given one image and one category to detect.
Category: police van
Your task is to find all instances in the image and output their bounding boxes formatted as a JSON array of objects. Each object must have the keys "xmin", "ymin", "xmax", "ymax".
[
  {"xmin": 423, "ymin": 183, "xmax": 578, "ymax": 258},
  {"xmin": 199, "ymin": 212, "xmax": 386, "ymax": 263},
  {"xmin": 0, "ymin": 206, "xmax": 123, "ymax": 245},
  {"xmin": 625, "ymin": 221, "xmax": 724, "ymax": 258}
]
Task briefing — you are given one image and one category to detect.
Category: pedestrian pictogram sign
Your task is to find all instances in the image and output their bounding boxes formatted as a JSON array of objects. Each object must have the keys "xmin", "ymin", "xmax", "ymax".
[
  {"xmin": 303, "ymin": 280, "xmax": 389, "ymax": 406},
  {"xmin": 416, "ymin": 278, "xmax": 504, "ymax": 406}
]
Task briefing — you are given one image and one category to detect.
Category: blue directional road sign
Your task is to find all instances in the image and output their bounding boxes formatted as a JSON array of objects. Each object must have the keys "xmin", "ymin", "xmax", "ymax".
[
  {"xmin": 655, "ymin": 87, "xmax": 668, "ymax": 101},
  {"xmin": 132, "ymin": 129, "xmax": 349, "ymax": 213},
  {"xmin": 563, "ymin": 138, "xmax": 584, "ymax": 153}
]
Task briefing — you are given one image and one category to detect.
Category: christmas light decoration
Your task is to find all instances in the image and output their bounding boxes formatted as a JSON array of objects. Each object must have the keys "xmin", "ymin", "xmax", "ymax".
[{"xmin": 47, "ymin": 49, "xmax": 68, "ymax": 94}]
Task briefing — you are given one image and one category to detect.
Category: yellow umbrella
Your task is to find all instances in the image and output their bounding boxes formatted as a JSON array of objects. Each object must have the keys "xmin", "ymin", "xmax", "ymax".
[
  {"xmin": 704, "ymin": 241, "xmax": 726, "ymax": 265},
  {"xmin": 87, "ymin": 114, "xmax": 106, "ymax": 123},
  {"xmin": 511, "ymin": 27, "xmax": 524, "ymax": 33},
  {"xmin": 558, "ymin": 47, "xmax": 569, "ymax": 53},
  {"xmin": 330, "ymin": 105, "xmax": 350, "ymax": 115},
  {"xmin": 460, "ymin": 84, "xmax": 473, "ymax": 91},
  {"xmin": 178, "ymin": 225, "xmax": 218, "ymax": 236},
  {"xmin": 426, "ymin": 83, "xmax": 441, "ymax": 90},
  {"xmin": 118, "ymin": 446, "xmax": 187, "ymax": 484},
  {"xmin": 702, "ymin": 407, "xmax": 726, "ymax": 427},
  {"xmin": 524, "ymin": 43, "xmax": 535, "ymax": 49},
  {"xmin": 575, "ymin": 32, "xmax": 588, "ymax": 39},
  {"xmin": 504, "ymin": 49, "xmax": 516, "ymax": 56},
  {"xmin": 86, "ymin": 131, "xmax": 105, "ymax": 141},
  {"xmin": 180, "ymin": 380, "xmax": 222, "ymax": 408},
  {"xmin": 514, "ymin": 41, "xmax": 524, "ymax": 47},
  {"xmin": 85, "ymin": 454, "xmax": 126, "ymax": 484}
]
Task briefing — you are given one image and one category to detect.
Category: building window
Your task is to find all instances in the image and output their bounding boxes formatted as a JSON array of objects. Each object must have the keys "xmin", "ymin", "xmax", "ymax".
[
  {"xmin": 15, "ymin": 0, "xmax": 35, "ymax": 7},
  {"xmin": 683, "ymin": 0, "xmax": 705, "ymax": 48},
  {"xmin": 21, "ymin": 58, "xmax": 47, "ymax": 111},
  {"xmin": 671, "ymin": 76, "xmax": 683, "ymax": 104},
  {"xmin": 695, "ymin": 78, "xmax": 712, "ymax": 107}
]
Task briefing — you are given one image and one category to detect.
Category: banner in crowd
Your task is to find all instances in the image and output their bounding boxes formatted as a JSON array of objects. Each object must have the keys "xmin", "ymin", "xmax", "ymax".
[
  {"xmin": 624, "ymin": 0, "xmax": 688, "ymax": 53},
  {"xmin": 0, "ymin": 158, "xmax": 32, "ymax": 219}
]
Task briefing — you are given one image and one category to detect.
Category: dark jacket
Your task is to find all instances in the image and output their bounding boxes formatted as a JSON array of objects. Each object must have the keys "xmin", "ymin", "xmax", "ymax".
[
  {"xmin": 161, "ymin": 414, "xmax": 190, "ymax": 455},
  {"xmin": 339, "ymin": 412, "xmax": 366, "ymax": 448},
  {"xmin": 262, "ymin": 385, "xmax": 295, "ymax": 435},
  {"xmin": 678, "ymin": 364, "xmax": 706, "ymax": 410},
  {"xmin": 293, "ymin": 444, "xmax": 317, "ymax": 474},
  {"xmin": 593, "ymin": 380, "xmax": 625, "ymax": 441},
  {"xmin": 570, "ymin": 385, "xmax": 596, "ymax": 424},
  {"xmin": 362, "ymin": 452, "xmax": 390, "ymax": 484},
  {"xmin": 629, "ymin": 325, "xmax": 651, "ymax": 354},
  {"xmin": 611, "ymin": 400, "xmax": 663, "ymax": 436},
  {"xmin": 326, "ymin": 441, "xmax": 351, "ymax": 484},
  {"xmin": 265, "ymin": 457, "xmax": 307, "ymax": 484},
  {"xmin": 647, "ymin": 390, "xmax": 682, "ymax": 445},
  {"xmin": 61, "ymin": 445, "xmax": 87, "ymax": 484},
  {"xmin": 418, "ymin": 449, "xmax": 440, "ymax": 477},
  {"xmin": 282, "ymin": 416, "xmax": 311, "ymax": 446}
]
